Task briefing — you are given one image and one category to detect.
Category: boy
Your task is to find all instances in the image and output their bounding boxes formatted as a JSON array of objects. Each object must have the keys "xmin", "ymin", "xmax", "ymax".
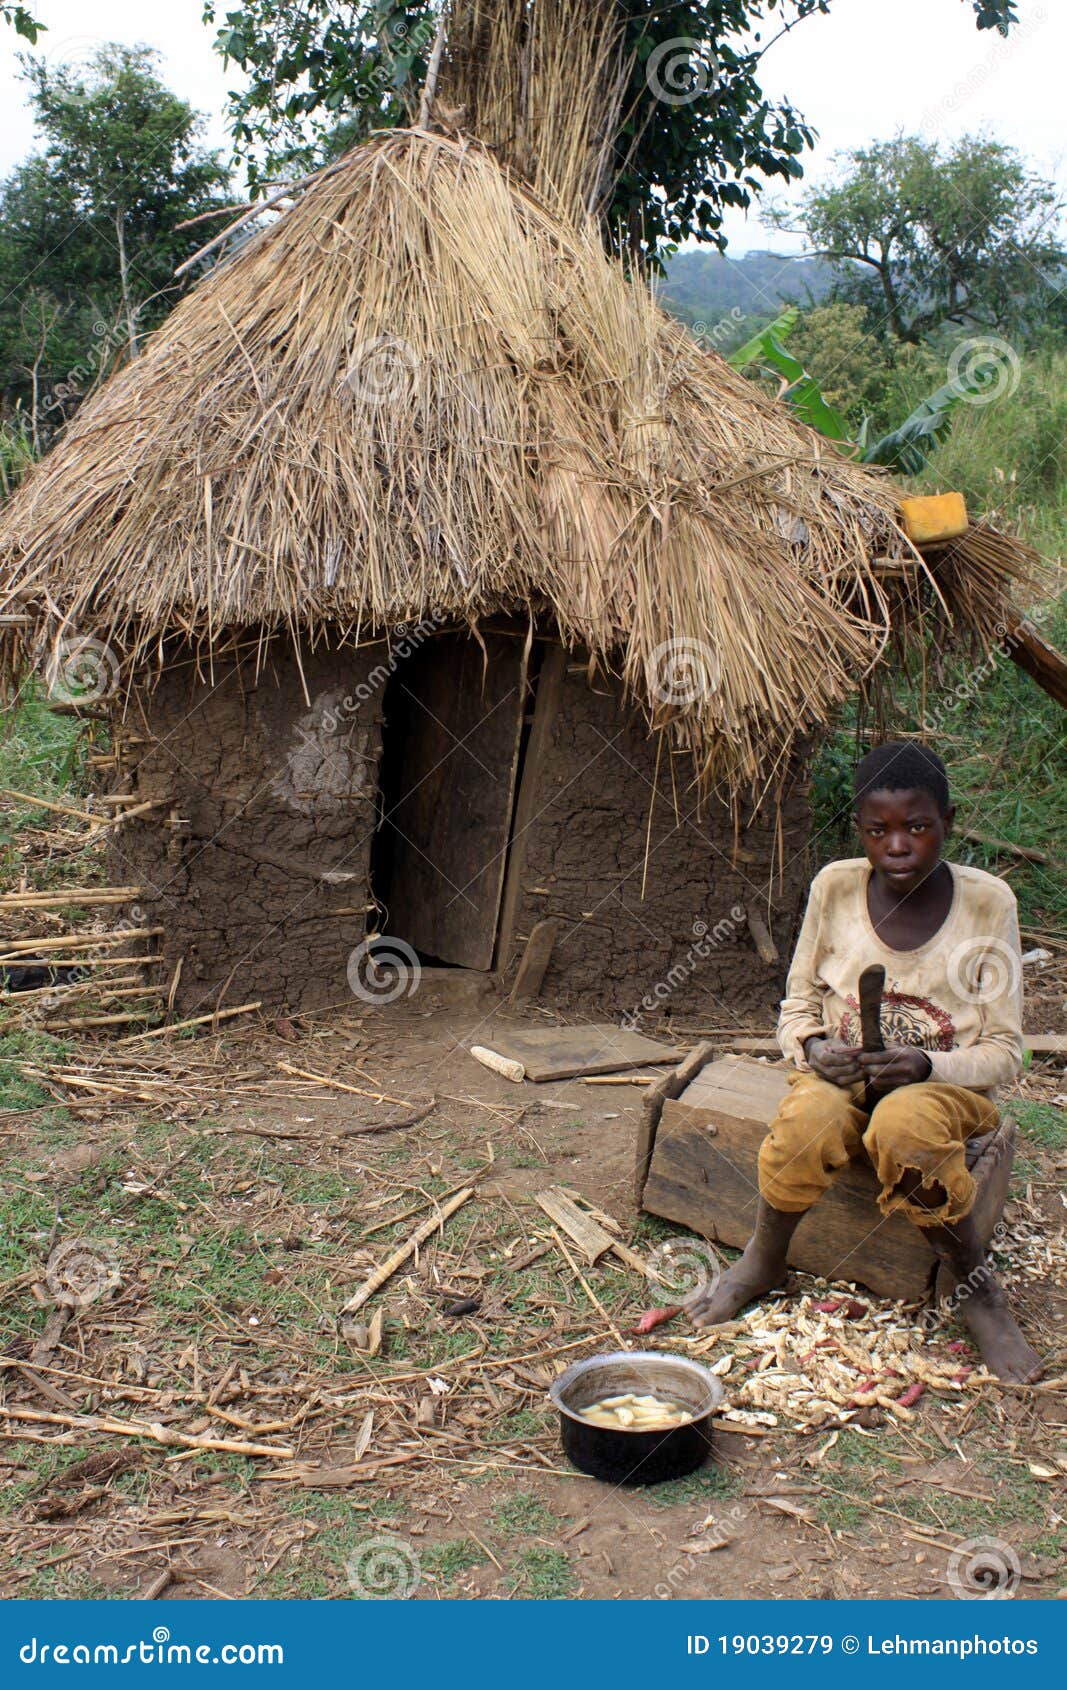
[{"xmin": 687, "ymin": 741, "xmax": 1043, "ymax": 1384}]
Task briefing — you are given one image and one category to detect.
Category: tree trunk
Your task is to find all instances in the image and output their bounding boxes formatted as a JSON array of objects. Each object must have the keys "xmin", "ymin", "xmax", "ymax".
[
  {"xmin": 876, "ymin": 253, "xmax": 911, "ymax": 342},
  {"xmin": 1005, "ymin": 619, "xmax": 1067, "ymax": 712}
]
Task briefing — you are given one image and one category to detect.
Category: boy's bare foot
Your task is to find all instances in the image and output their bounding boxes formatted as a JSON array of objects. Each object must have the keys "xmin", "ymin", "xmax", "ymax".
[
  {"xmin": 956, "ymin": 1280, "xmax": 1044, "ymax": 1384},
  {"xmin": 922, "ymin": 1213, "xmax": 1044, "ymax": 1384},
  {"xmin": 686, "ymin": 1198, "xmax": 805, "ymax": 1329},
  {"xmin": 687, "ymin": 1245, "xmax": 787, "ymax": 1327}
]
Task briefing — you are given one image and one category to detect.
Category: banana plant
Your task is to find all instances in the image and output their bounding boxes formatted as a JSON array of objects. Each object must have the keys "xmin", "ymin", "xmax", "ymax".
[{"xmin": 728, "ymin": 312, "xmax": 985, "ymax": 472}]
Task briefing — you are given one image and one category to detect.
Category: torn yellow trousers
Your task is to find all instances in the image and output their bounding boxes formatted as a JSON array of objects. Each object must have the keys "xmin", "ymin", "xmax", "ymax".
[{"xmin": 757, "ymin": 1072, "xmax": 998, "ymax": 1227}]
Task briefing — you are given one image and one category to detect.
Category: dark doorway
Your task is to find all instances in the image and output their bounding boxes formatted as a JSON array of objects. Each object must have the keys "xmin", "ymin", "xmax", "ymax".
[{"xmin": 370, "ymin": 632, "xmax": 530, "ymax": 969}]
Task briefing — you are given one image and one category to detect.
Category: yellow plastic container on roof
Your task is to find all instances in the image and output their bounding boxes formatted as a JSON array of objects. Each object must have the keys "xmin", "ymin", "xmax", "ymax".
[{"xmin": 899, "ymin": 491, "xmax": 969, "ymax": 545}]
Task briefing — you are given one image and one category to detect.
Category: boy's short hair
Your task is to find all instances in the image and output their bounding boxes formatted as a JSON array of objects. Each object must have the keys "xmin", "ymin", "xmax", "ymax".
[{"xmin": 853, "ymin": 741, "xmax": 950, "ymax": 816}]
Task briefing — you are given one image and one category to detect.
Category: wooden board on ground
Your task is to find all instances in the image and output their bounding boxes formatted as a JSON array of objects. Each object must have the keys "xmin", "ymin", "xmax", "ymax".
[
  {"xmin": 535, "ymin": 1186, "xmax": 647, "ymax": 1273},
  {"xmin": 640, "ymin": 1054, "xmax": 1015, "ymax": 1301},
  {"xmin": 509, "ymin": 919, "xmax": 560, "ymax": 1002},
  {"xmin": 485, "ymin": 1022, "xmax": 683, "ymax": 1083},
  {"xmin": 1024, "ymin": 1034, "xmax": 1067, "ymax": 1059}
]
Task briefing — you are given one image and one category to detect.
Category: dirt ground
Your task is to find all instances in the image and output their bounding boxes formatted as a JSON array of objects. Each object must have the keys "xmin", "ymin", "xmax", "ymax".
[{"xmin": 1, "ymin": 983, "xmax": 1066, "ymax": 1603}]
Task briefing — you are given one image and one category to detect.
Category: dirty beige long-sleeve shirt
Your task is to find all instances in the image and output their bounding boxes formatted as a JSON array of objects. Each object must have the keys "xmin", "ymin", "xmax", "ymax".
[{"xmin": 777, "ymin": 858, "xmax": 1023, "ymax": 1097}]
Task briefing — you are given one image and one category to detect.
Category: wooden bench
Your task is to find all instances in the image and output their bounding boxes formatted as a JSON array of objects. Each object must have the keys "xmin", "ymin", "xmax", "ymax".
[{"xmin": 638, "ymin": 1054, "xmax": 1015, "ymax": 1301}]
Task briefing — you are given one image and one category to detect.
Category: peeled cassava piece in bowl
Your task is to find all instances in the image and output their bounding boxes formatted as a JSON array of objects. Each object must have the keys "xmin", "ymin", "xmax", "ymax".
[{"xmin": 549, "ymin": 1350, "xmax": 723, "ymax": 1485}]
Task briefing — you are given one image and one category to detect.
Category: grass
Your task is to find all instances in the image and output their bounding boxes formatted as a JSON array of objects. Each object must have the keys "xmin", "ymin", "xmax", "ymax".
[
  {"xmin": 483, "ymin": 1408, "xmax": 551, "ymax": 1445},
  {"xmin": 0, "ymin": 1028, "xmax": 71, "ymax": 1111},
  {"xmin": 812, "ymin": 601, "xmax": 1067, "ymax": 936},
  {"xmin": 816, "ymin": 1434, "xmax": 1057, "ymax": 1543},
  {"xmin": 259, "ymin": 1493, "xmax": 409, "ymax": 1598},
  {"xmin": 0, "ymin": 685, "xmax": 91, "ymax": 817},
  {"xmin": 504, "ymin": 1543, "xmax": 575, "ymax": 1598},
  {"xmin": 1013, "ymin": 1099, "xmax": 1067, "ymax": 1151},
  {"xmin": 807, "ymin": 342, "xmax": 1067, "ymax": 937},
  {"xmin": 646, "ymin": 1459, "xmax": 745, "ymax": 1510},
  {"xmin": 422, "ymin": 1538, "xmax": 489, "ymax": 1584},
  {"xmin": 492, "ymin": 1491, "xmax": 560, "ymax": 1535},
  {"xmin": 817, "ymin": 1431, "xmax": 903, "ymax": 1534}
]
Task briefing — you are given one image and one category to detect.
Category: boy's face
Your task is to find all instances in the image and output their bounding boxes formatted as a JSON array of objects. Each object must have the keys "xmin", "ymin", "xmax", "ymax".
[{"xmin": 853, "ymin": 786, "xmax": 954, "ymax": 895}]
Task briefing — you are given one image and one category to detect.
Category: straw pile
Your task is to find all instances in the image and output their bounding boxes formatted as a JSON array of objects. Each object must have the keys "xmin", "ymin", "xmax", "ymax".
[{"xmin": 0, "ymin": 130, "xmax": 1039, "ymax": 796}]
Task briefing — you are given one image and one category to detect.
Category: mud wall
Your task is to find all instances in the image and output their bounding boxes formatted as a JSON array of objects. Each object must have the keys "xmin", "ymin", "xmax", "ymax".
[
  {"xmin": 110, "ymin": 641, "xmax": 386, "ymax": 1013},
  {"xmin": 505, "ymin": 659, "xmax": 813, "ymax": 1024}
]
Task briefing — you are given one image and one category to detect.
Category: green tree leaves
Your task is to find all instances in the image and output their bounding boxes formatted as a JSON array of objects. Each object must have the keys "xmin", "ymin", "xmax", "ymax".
[
  {"xmin": 202, "ymin": 2, "xmax": 1025, "ymax": 262},
  {"xmin": 768, "ymin": 135, "xmax": 1065, "ymax": 345},
  {"xmin": 0, "ymin": 46, "xmax": 233, "ymax": 441}
]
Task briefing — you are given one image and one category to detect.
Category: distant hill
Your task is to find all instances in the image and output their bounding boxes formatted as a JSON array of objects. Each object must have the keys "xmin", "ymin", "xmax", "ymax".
[{"xmin": 659, "ymin": 249, "xmax": 836, "ymax": 348}]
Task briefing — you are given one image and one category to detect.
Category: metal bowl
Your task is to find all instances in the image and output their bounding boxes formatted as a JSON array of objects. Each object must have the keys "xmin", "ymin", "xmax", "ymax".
[{"xmin": 549, "ymin": 1350, "xmax": 724, "ymax": 1486}]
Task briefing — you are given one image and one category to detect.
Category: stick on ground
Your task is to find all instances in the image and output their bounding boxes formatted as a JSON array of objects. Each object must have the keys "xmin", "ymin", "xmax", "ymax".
[{"xmin": 338, "ymin": 1187, "xmax": 475, "ymax": 1317}]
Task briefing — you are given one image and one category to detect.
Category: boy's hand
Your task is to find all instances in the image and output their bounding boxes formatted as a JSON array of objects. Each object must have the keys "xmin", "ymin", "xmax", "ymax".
[
  {"xmin": 856, "ymin": 1045, "xmax": 932, "ymax": 1092},
  {"xmin": 805, "ymin": 1036, "xmax": 863, "ymax": 1087}
]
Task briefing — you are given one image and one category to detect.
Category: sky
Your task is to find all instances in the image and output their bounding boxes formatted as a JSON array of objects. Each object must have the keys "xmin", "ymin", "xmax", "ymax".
[{"xmin": 0, "ymin": 0, "xmax": 1064, "ymax": 255}]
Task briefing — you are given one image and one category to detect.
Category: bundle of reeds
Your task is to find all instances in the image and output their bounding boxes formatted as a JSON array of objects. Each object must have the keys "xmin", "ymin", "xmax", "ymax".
[
  {"xmin": 0, "ymin": 131, "xmax": 1046, "ymax": 798},
  {"xmin": 440, "ymin": 0, "xmax": 629, "ymax": 220}
]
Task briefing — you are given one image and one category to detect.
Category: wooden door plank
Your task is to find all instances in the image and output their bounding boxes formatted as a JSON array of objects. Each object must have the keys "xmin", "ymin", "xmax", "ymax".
[
  {"xmin": 385, "ymin": 634, "xmax": 528, "ymax": 969},
  {"xmin": 494, "ymin": 642, "xmax": 568, "ymax": 975}
]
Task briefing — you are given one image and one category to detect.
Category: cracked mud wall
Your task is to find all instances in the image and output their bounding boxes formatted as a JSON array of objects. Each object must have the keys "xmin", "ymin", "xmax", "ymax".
[
  {"xmin": 505, "ymin": 659, "xmax": 813, "ymax": 1023},
  {"xmin": 109, "ymin": 642, "xmax": 386, "ymax": 1013}
]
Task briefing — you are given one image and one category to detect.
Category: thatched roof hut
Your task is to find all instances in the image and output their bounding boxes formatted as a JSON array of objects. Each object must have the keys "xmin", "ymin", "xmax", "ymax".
[
  {"xmin": 2, "ymin": 130, "xmax": 1032, "ymax": 783},
  {"xmin": 0, "ymin": 131, "xmax": 1046, "ymax": 1019}
]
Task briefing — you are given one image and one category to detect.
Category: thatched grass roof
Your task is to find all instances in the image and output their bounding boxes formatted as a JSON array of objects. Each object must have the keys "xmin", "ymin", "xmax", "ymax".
[{"xmin": 0, "ymin": 130, "xmax": 1040, "ymax": 794}]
